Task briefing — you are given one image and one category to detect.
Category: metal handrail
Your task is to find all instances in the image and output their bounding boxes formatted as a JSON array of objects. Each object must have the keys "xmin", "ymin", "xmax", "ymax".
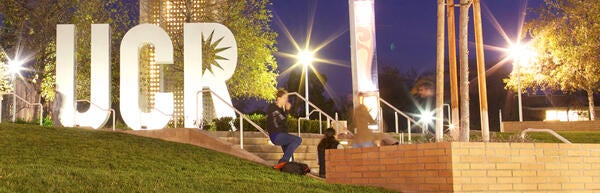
[
  {"xmin": 379, "ymin": 98, "xmax": 419, "ymax": 143},
  {"xmin": 197, "ymin": 90, "xmax": 269, "ymax": 149},
  {"xmin": 8, "ymin": 93, "xmax": 43, "ymax": 126},
  {"xmin": 296, "ymin": 109, "xmax": 325, "ymax": 136},
  {"xmin": 76, "ymin": 100, "xmax": 116, "ymax": 131},
  {"xmin": 287, "ymin": 92, "xmax": 338, "ymax": 132},
  {"xmin": 520, "ymin": 128, "xmax": 572, "ymax": 144}
]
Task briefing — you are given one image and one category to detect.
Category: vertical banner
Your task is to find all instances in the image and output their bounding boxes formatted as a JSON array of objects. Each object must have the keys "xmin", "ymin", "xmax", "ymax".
[{"xmin": 349, "ymin": 0, "xmax": 382, "ymax": 132}]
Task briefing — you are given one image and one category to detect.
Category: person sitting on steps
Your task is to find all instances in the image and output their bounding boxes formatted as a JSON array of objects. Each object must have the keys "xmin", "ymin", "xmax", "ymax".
[
  {"xmin": 266, "ymin": 89, "xmax": 303, "ymax": 169},
  {"xmin": 317, "ymin": 127, "xmax": 343, "ymax": 178}
]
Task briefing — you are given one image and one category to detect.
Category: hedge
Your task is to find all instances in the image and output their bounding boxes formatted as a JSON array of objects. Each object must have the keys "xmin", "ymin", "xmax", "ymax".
[{"xmin": 204, "ymin": 114, "xmax": 329, "ymax": 133}]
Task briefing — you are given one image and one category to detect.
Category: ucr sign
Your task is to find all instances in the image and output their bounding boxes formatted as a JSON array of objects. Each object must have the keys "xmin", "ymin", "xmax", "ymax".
[{"xmin": 56, "ymin": 23, "xmax": 237, "ymax": 130}]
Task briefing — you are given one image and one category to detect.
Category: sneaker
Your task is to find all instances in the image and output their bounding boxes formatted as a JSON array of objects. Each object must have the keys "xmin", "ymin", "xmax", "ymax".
[{"xmin": 273, "ymin": 162, "xmax": 288, "ymax": 170}]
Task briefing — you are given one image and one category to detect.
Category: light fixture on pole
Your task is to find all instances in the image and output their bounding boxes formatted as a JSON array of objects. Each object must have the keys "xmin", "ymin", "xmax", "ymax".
[
  {"xmin": 508, "ymin": 43, "xmax": 536, "ymax": 122},
  {"xmin": 7, "ymin": 58, "xmax": 24, "ymax": 123},
  {"xmin": 418, "ymin": 110, "xmax": 435, "ymax": 134},
  {"xmin": 297, "ymin": 50, "xmax": 314, "ymax": 118}
]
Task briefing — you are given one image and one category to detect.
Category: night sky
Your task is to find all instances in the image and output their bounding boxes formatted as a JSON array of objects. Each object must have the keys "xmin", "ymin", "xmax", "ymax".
[{"xmin": 271, "ymin": 0, "xmax": 544, "ymax": 101}]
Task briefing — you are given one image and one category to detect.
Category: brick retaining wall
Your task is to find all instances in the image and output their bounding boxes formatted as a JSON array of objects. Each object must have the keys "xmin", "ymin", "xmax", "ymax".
[{"xmin": 326, "ymin": 142, "xmax": 600, "ymax": 192}]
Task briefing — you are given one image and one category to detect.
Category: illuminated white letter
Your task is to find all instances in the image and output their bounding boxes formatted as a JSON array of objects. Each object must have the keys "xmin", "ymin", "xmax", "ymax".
[
  {"xmin": 184, "ymin": 23, "xmax": 237, "ymax": 128},
  {"xmin": 120, "ymin": 24, "xmax": 174, "ymax": 130},
  {"xmin": 183, "ymin": 23, "xmax": 203, "ymax": 128},
  {"xmin": 56, "ymin": 24, "xmax": 111, "ymax": 129}
]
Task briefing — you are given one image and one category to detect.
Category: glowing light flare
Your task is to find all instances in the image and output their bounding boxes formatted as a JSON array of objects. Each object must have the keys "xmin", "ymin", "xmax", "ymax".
[
  {"xmin": 5, "ymin": 58, "xmax": 31, "ymax": 80},
  {"xmin": 7, "ymin": 59, "xmax": 23, "ymax": 75},
  {"xmin": 272, "ymin": 1, "xmax": 350, "ymax": 108},
  {"xmin": 273, "ymin": 13, "xmax": 301, "ymax": 51},
  {"xmin": 508, "ymin": 43, "xmax": 537, "ymax": 68},
  {"xmin": 417, "ymin": 110, "xmax": 435, "ymax": 125},
  {"xmin": 477, "ymin": 0, "xmax": 533, "ymax": 77},
  {"xmin": 297, "ymin": 50, "xmax": 314, "ymax": 66},
  {"xmin": 304, "ymin": 1, "xmax": 317, "ymax": 51}
]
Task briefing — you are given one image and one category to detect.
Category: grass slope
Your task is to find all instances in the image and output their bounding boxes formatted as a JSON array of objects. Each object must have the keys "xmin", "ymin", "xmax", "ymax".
[
  {"xmin": 0, "ymin": 123, "xmax": 392, "ymax": 193},
  {"xmin": 504, "ymin": 131, "xmax": 600, "ymax": 143}
]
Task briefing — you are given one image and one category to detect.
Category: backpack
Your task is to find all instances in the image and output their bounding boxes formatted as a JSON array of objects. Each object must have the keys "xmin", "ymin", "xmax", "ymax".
[{"xmin": 280, "ymin": 162, "xmax": 311, "ymax": 175}]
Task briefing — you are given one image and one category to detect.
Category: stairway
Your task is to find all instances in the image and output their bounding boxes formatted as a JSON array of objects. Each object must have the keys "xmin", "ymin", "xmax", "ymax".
[{"xmin": 208, "ymin": 131, "xmax": 323, "ymax": 175}]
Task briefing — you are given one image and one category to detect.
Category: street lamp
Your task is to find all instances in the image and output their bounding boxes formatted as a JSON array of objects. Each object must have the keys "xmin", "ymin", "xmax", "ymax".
[
  {"xmin": 7, "ymin": 58, "xmax": 24, "ymax": 122},
  {"xmin": 297, "ymin": 50, "xmax": 314, "ymax": 118},
  {"xmin": 8, "ymin": 59, "xmax": 24, "ymax": 75},
  {"xmin": 508, "ymin": 43, "xmax": 536, "ymax": 122},
  {"xmin": 418, "ymin": 110, "xmax": 435, "ymax": 134}
]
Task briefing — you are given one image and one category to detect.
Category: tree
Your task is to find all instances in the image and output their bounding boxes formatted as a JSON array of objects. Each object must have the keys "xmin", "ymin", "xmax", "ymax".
[
  {"xmin": 140, "ymin": 0, "xmax": 278, "ymax": 100},
  {"xmin": 458, "ymin": 0, "xmax": 471, "ymax": 141},
  {"xmin": 1, "ymin": 0, "xmax": 136, "ymax": 108},
  {"xmin": 0, "ymin": 53, "xmax": 13, "ymax": 94},
  {"xmin": 3, "ymin": 0, "xmax": 277, "ymax": 121},
  {"xmin": 1, "ymin": 0, "xmax": 75, "ymax": 100},
  {"xmin": 378, "ymin": 65, "xmax": 416, "ymax": 132},
  {"xmin": 284, "ymin": 68, "xmax": 335, "ymax": 118},
  {"xmin": 507, "ymin": 0, "xmax": 600, "ymax": 120}
]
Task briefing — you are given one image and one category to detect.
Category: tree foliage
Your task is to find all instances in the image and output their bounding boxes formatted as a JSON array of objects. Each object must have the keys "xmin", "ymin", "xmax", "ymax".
[
  {"xmin": 506, "ymin": 0, "xmax": 600, "ymax": 120},
  {"xmin": 0, "ymin": 53, "xmax": 13, "ymax": 94},
  {"xmin": 0, "ymin": 0, "xmax": 136, "ymax": 105},
  {"xmin": 285, "ymin": 68, "xmax": 335, "ymax": 117},
  {"xmin": 2, "ymin": 0, "xmax": 278, "ymax": 112},
  {"xmin": 0, "ymin": 0, "xmax": 74, "ymax": 100},
  {"xmin": 141, "ymin": 0, "xmax": 278, "ymax": 100}
]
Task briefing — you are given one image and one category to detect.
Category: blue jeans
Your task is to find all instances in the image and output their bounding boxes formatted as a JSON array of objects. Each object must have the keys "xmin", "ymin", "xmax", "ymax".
[{"xmin": 271, "ymin": 133, "xmax": 302, "ymax": 163}]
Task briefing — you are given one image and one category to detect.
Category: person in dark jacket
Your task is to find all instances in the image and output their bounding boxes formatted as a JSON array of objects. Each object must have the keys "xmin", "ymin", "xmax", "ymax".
[
  {"xmin": 267, "ymin": 89, "xmax": 302, "ymax": 169},
  {"xmin": 317, "ymin": 128, "xmax": 341, "ymax": 178}
]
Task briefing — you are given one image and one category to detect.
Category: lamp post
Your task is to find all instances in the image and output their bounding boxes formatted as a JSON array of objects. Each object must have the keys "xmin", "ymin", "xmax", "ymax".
[
  {"xmin": 298, "ymin": 50, "xmax": 314, "ymax": 118},
  {"xmin": 11, "ymin": 73, "xmax": 15, "ymax": 123},
  {"xmin": 419, "ymin": 110, "xmax": 435, "ymax": 134},
  {"xmin": 508, "ymin": 44, "xmax": 535, "ymax": 122},
  {"xmin": 7, "ymin": 59, "xmax": 23, "ymax": 123}
]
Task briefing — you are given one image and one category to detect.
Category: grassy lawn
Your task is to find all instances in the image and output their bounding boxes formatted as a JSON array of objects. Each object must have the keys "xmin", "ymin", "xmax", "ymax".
[
  {"xmin": 495, "ymin": 131, "xmax": 600, "ymax": 143},
  {"xmin": 0, "ymin": 123, "xmax": 393, "ymax": 193},
  {"xmin": 398, "ymin": 131, "xmax": 600, "ymax": 144}
]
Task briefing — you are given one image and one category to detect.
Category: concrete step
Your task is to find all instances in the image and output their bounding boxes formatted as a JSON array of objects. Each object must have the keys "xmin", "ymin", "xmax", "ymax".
[
  {"xmin": 208, "ymin": 131, "xmax": 325, "ymax": 139},
  {"xmin": 235, "ymin": 145, "xmax": 317, "ymax": 154},
  {"xmin": 254, "ymin": 152, "xmax": 318, "ymax": 161},
  {"xmin": 206, "ymin": 131, "xmax": 323, "ymax": 175},
  {"xmin": 222, "ymin": 137, "xmax": 322, "ymax": 145}
]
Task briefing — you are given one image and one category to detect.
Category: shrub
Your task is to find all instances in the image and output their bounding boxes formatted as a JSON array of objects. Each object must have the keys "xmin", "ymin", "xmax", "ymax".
[{"xmin": 207, "ymin": 114, "xmax": 328, "ymax": 133}]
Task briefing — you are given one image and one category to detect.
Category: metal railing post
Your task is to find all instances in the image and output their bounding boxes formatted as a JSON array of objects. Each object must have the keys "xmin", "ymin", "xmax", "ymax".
[
  {"xmin": 394, "ymin": 112, "xmax": 399, "ymax": 134},
  {"xmin": 9, "ymin": 93, "xmax": 44, "ymax": 126},
  {"xmin": 400, "ymin": 132, "xmax": 404, "ymax": 144},
  {"xmin": 408, "ymin": 120, "xmax": 412, "ymax": 143},
  {"xmin": 297, "ymin": 118, "xmax": 301, "ymax": 136},
  {"xmin": 287, "ymin": 92, "xmax": 337, "ymax": 133},
  {"xmin": 379, "ymin": 98, "xmax": 419, "ymax": 144},
  {"xmin": 197, "ymin": 90, "xmax": 268, "ymax": 137},
  {"xmin": 39, "ymin": 106, "xmax": 42, "ymax": 126},
  {"xmin": 240, "ymin": 116, "xmax": 244, "ymax": 149},
  {"xmin": 499, "ymin": 109, "xmax": 504, "ymax": 132},
  {"xmin": 319, "ymin": 111, "xmax": 322, "ymax": 134},
  {"xmin": 111, "ymin": 109, "xmax": 115, "ymax": 131}
]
